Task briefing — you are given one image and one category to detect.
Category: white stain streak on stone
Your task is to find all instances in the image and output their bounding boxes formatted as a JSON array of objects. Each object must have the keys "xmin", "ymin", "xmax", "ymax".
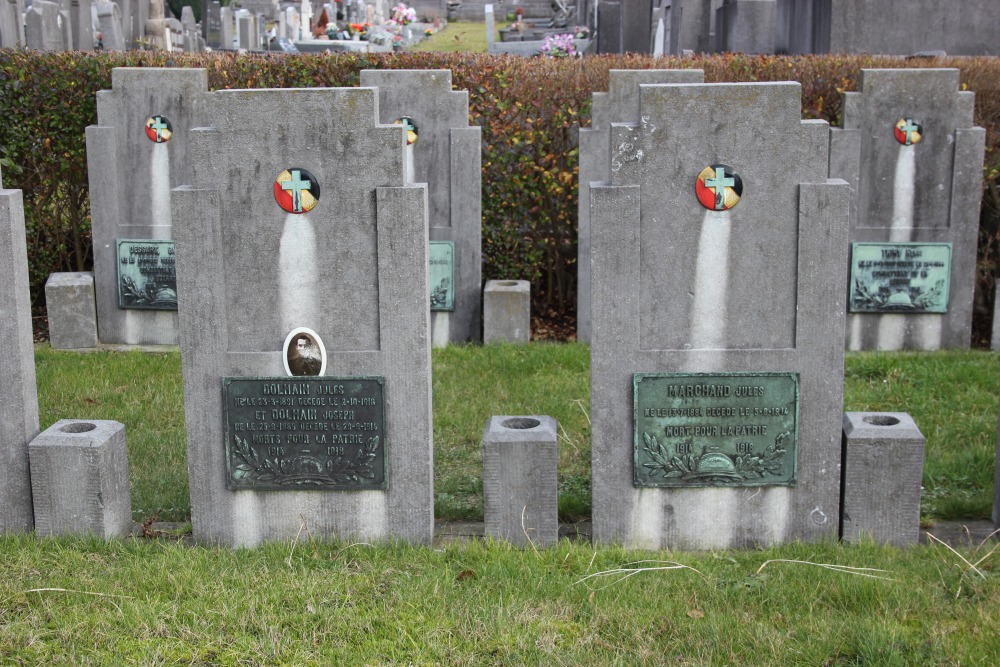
[
  {"xmin": 631, "ymin": 488, "xmax": 664, "ymax": 549},
  {"xmin": 889, "ymin": 144, "xmax": 916, "ymax": 242},
  {"xmin": 150, "ymin": 142, "xmax": 172, "ymax": 232},
  {"xmin": 279, "ymin": 212, "xmax": 319, "ymax": 334},
  {"xmin": 689, "ymin": 209, "xmax": 731, "ymax": 355}
]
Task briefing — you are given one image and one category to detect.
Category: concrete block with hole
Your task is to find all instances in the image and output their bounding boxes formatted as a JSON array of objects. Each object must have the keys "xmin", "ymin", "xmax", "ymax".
[
  {"xmin": 841, "ymin": 412, "xmax": 924, "ymax": 547},
  {"xmin": 482, "ymin": 415, "xmax": 558, "ymax": 546},
  {"xmin": 29, "ymin": 419, "xmax": 132, "ymax": 538},
  {"xmin": 483, "ymin": 279, "xmax": 530, "ymax": 344},
  {"xmin": 44, "ymin": 272, "xmax": 98, "ymax": 349}
]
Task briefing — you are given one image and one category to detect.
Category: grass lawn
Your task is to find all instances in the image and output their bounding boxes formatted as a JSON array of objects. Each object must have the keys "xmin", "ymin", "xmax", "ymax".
[
  {"xmin": 408, "ymin": 20, "xmax": 509, "ymax": 53},
  {"xmin": 7, "ymin": 344, "xmax": 1000, "ymax": 663},
  {"xmin": 33, "ymin": 344, "xmax": 1000, "ymax": 524}
]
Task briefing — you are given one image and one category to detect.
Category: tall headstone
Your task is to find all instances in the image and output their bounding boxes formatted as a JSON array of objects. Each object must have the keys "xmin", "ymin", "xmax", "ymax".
[
  {"xmin": 236, "ymin": 10, "xmax": 250, "ymax": 49},
  {"xmin": 994, "ymin": 390, "xmax": 1000, "ymax": 529},
  {"xmin": 590, "ymin": 82, "xmax": 849, "ymax": 549},
  {"xmin": 669, "ymin": 0, "xmax": 712, "ymax": 53},
  {"xmin": 715, "ymin": 0, "xmax": 775, "ymax": 54},
  {"xmin": 577, "ymin": 68, "xmax": 704, "ymax": 343},
  {"xmin": 219, "ymin": 4, "xmax": 233, "ymax": 48},
  {"xmin": 205, "ymin": 1, "xmax": 221, "ymax": 47},
  {"xmin": 171, "ymin": 86, "xmax": 434, "ymax": 547},
  {"xmin": 86, "ymin": 68, "xmax": 210, "ymax": 345},
  {"xmin": 360, "ymin": 69, "xmax": 482, "ymax": 345},
  {"xmin": 0, "ymin": 0, "xmax": 27, "ymax": 48},
  {"xmin": 831, "ymin": 69, "xmax": 986, "ymax": 350},
  {"xmin": 25, "ymin": 0, "xmax": 65, "ymax": 50},
  {"xmin": 0, "ymin": 166, "xmax": 40, "ymax": 533},
  {"xmin": 96, "ymin": 1, "xmax": 125, "ymax": 50},
  {"xmin": 70, "ymin": 0, "xmax": 94, "ymax": 49}
]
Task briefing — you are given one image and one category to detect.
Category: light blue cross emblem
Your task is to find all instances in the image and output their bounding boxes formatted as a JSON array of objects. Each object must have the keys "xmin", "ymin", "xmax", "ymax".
[
  {"xmin": 704, "ymin": 166, "xmax": 735, "ymax": 210},
  {"xmin": 899, "ymin": 119, "xmax": 920, "ymax": 145},
  {"xmin": 281, "ymin": 170, "xmax": 312, "ymax": 213},
  {"xmin": 150, "ymin": 117, "xmax": 168, "ymax": 143}
]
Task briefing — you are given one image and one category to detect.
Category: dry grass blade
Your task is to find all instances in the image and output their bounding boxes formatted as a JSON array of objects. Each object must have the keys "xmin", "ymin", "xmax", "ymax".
[
  {"xmin": 571, "ymin": 398, "xmax": 591, "ymax": 427},
  {"xmin": 926, "ymin": 532, "xmax": 987, "ymax": 579},
  {"xmin": 574, "ymin": 560, "xmax": 708, "ymax": 590},
  {"xmin": 22, "ymin": 588, "xmax": 133, "ymax": 599},
  {"xmin": 755, "ymin": 559, "xmax": 895, "ymax": 581}
]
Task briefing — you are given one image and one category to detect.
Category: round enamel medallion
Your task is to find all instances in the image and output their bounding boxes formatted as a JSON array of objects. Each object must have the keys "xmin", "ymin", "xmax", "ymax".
[
  {"xmin": 273, "ymin": 168, "xmax": 320, "ymax": 214},
  {"xmin": 894, "ymin": 118, "xmax": 923, "ymax": 146},
  {"xmin": 145, "ymin": 115, "xmax": 172, "ymax": 143},
  {"xmin": 394, "ymin": 116, "xmax": 419, "ymax": 145},
  {"xmin": 695, "ymin": 164, "xmax": 742, "ymax": 211}
]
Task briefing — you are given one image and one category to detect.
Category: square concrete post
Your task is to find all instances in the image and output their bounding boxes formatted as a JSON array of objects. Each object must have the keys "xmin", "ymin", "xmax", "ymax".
[
  {"xmin": 842, "ymin": 412, "xmax": 924, "ymax": 547},
  {"xmin": 29, "ymin": 419, "xmax": 133, "ymax": 539},
  {"xmin": 44, "ymin": 272, "xmax": 98, "ymax": 350},
  {"xmin": 483, "ymin": 416, "xmax": 558, "ymax": 546},
  {"xmin": 484, "ymin": 279, "xmax": 530, "ymax": 344}
]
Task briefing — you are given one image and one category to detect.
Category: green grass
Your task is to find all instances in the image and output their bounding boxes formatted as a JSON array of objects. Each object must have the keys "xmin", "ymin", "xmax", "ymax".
[
  {"xmin": 13, "ymin": 345, "xmax": 1000, "ymax": 663},
  {"xmin": 407, "ymin": 20, "xmax": 510, "ymax": 53},
  {"xmin": 33, "ymin": 345, "xmax": 999, "ymax": 523},
  {"xmin": 0, "ymin": 534, "xmax": 998, "ymax": 664}
]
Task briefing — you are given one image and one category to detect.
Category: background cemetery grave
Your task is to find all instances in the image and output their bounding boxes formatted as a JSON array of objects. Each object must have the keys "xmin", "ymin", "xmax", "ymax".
[{"xmin": 1, "ymin": 51, "xmax": 997, "ymax": 348}]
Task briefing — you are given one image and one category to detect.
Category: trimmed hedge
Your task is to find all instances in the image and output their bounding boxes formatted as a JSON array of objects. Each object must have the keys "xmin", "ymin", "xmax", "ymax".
[{"xmin": 1, "ymin": 50, "xmax": 997, "ymax": 341}]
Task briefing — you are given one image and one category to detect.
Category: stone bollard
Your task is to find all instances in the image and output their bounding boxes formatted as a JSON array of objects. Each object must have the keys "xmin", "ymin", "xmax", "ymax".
[
  {"xmin": 841, "ymin": 412, "xmax": 924, "ymax": 546},
  {"xmin": 482, "ymin": 415, "xmax": 558, "ymax": 546},
  {"xmin": 44, "ymin": 272, "xmax": 98, "ymax": 349},
  {"xmin": 29, "ymin": 419, "xmax": 132, "ymax": 539},
  {"xmin": 483, "ymin": 279, "xmax": 530, "ymax": 344}
]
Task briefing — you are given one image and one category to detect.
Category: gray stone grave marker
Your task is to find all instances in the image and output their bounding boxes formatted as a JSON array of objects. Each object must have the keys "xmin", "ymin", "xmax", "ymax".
[
  {"xmin": 360, "ymin": 69, "xmax": 482, "ymax": 346},
  {"xmin": 96, "ymin": 1, "xmax": 124, "ymax": 50},
  {"xmin": 25, "ymin": 0, "xmax": 64, "ymax": 50},
  {"xmin": 590, "ymin": 81, "xmax": 849, "ymax": 549},
  {"xmin": 831, "ymin": 69, "xmax": 986, "ymax": 350},
  {"xmin": 0, "ymin": 166, "xmax": 40, "ymax": 533},
  {"xmin": 577, "ymin": 68, "xmax": 704, "ymax": 343},
  {"xmin": 0, "ymin": 0, "xmax": 27, "ymax": 48},
  {"xmin": 86, "ymin": 68, "xmax": 209, "ymax": 345},
  {"xmin": 172, "ymin": 86, "xmax": 433, "ymax": 547}
]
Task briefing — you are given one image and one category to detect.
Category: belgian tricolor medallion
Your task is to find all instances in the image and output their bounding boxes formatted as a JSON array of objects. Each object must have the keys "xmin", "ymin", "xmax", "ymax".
[
  {"xmin": 894, "ymin": 118, "xmax": 923, "ymax": 146},
  {"xmin": 273, "ymin": 168, "xmax": 320, "ymax": 214},
  {"xmin": 696, "ymin": 164, "xmax": 742, "ymax": 211},
  {"xmin": 394, "ymin": 116, "xmax": 419, "ymax": 145},
  {"xmin": 145, "ymin": 115, "xmax": 173, "ymax": 143}
]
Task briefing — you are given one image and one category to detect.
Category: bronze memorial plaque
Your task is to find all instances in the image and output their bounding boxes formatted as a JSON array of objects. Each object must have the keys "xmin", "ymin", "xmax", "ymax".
[
  {"xmin": 116, "ymin": 239, "xmax": 177, "ymax": 310},
  {"xmin": 223, "ymin": 376, "xmax": 386, "ymax": 491},
  {"xmin": 633, "ymin": 373, "xmax": 798, "ymax": 488}
]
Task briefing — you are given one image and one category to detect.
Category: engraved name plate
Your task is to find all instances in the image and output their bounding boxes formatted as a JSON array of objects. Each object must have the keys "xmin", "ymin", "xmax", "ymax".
[
  {"xmin": 116, "ymin": 239, "xmax": 178, "ymax": 310},
  {"xmin": 849, "ymin": 242, "xmax": 951, "ymax": 313},
  {"xmin": 633, "ymin": 373, "xmax": 799, "ymax": 488},
  {"xmin": 223, "ymin": 376, "xmax": 386, "ymax": 491},
  {"xmin": 429, "ymin": 240, "xmax": 455, "ymax": 312}
]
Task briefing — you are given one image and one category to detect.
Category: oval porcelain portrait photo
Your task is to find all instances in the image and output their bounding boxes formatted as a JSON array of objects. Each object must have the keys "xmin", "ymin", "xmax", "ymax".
[{"xmin": 281, "ymin": 327, "xmax": 327, "ymax": 377}]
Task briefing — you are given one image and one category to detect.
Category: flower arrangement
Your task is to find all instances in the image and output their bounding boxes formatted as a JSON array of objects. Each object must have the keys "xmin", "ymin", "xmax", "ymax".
[
  {"xmin": 573, "ymin": 25, "xmax": 589, "ymax": 39},
  {"xmin": 540, "ymin": 33, "xmax": 577, "ymax": 58},
  {"xmin": 389, "ymin": 2, "xmax": 416, "ymax": 26},
  {"xmin": 425, "ymin": 28, "xmax": 433, "ymax": 36}
]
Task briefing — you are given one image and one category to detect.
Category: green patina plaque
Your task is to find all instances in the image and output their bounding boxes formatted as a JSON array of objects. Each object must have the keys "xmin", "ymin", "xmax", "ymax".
[
  {"xmin": 849, "ymin": 242, "xmax": 951, "ymax": 313},
  {"xmin": 633, "ymin": 373, "xmax": 799, "ymax": 488},
  {"xmin": 223, "ymin": 376, "xmax": 386, "ymax": 491},
  {"xmin": 429, "ymin": 241, "xmax": 455, "ymax": 311},
  {"xmin": 116, "ymin": 239, "xmax": 177, "ymax": 310}
]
